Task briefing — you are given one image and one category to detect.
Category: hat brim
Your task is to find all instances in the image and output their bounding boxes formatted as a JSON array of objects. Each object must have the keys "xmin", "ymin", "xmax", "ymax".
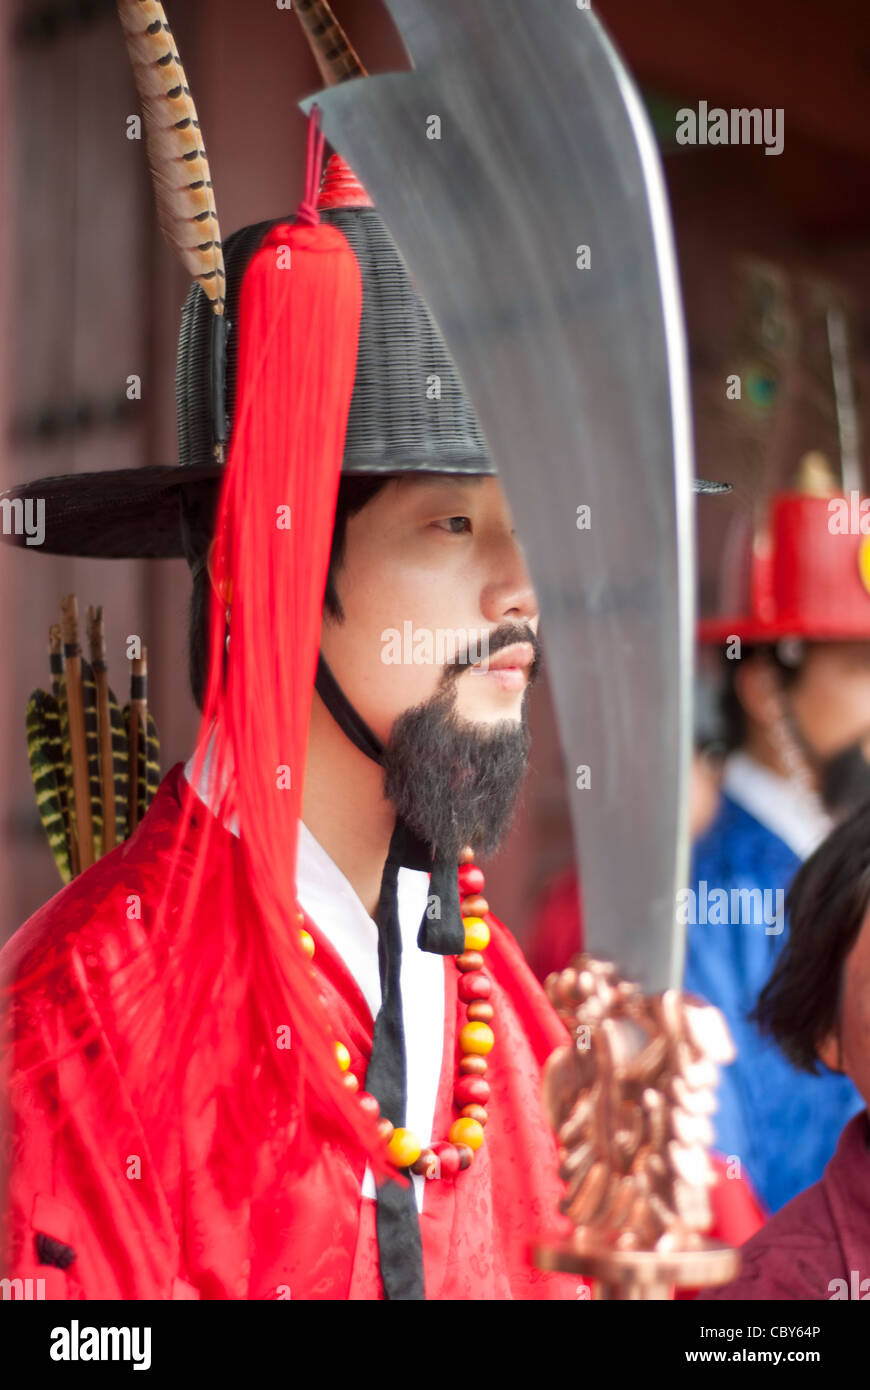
[
  {"xmin": 0, "ymin": 465, "xmax": 223, "ymax": 560},
  {"xmin": 0, "ymin": 466, "xmax": 731, "ymax": 560}
]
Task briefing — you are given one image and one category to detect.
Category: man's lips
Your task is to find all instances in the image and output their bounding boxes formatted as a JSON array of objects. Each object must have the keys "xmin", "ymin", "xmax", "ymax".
[
  {"xmin": 469, "ymin": 641, "xmax": 535, "ymax": 689},
  {"xmin": 480, "ymin": 641, "xmax": 535, "ymax": 672}
]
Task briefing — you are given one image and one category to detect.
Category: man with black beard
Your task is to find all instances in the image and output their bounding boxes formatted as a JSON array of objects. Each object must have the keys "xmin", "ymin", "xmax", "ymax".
[
  {"xmin": 1, "ymin": 66, "xmax": 580, "ymax": 1288},
  {"xmin": 170, "ymin": 470, "xmax": 567, "ymax": 1301}
]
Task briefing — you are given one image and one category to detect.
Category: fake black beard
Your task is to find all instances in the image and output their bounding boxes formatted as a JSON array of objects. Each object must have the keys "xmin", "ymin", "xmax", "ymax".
[
  {"xmin": 382, "ymin": 682, "xmax": 531, "ymax": 860},
  {"xmin": 820, "ymin": 740, "xmax": 870, "ymax": 818},
  {"xmin": 785, "ymin": 706, "xmax": 870, "ymax": 819}
]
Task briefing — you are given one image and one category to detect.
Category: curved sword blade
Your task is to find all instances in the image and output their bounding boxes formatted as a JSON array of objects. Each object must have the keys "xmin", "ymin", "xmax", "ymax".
[{"xmin": 304, "ymin": 0, "xmax": 695, "ymax": 989}]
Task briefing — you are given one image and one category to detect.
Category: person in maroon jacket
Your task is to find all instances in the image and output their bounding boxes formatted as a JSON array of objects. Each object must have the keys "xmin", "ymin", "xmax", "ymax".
[{"xmin": 700, "ymin": 796, "xmax": 870, "ymax": 1300}]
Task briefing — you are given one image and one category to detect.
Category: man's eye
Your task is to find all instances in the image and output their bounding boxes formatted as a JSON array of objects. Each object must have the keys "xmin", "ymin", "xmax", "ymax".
[{"xmin": 434, "ymin": 516, "xmax": 472, "ymax": 535}]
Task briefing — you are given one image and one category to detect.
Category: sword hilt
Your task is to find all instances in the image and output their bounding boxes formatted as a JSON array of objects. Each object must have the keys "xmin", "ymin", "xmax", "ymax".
[{"xmin": 535, "ymin": 954, "xmax": 739, "ymax": 1299}]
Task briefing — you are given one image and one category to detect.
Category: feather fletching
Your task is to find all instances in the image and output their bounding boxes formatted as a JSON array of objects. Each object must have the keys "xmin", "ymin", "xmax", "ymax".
[
  {"xmin": 145, "ymin": 710, "xmax": 161, "ymax": 807},
  {"xmin": 107, "ymin": 686, "xmax": 130, "ymax": 843},
  {"xmin": 56, "ymin": 673, "xmax": 82, "ymax": 876},
  {"xmin": 81, "ymin": 659, "xmax": 104, "ymax": 859},
  {"xmin": 28, "ymin": 610, "xmax": 163, "ymax": 876},
  {"xmin": 117, "ymin": 0, "xmax": 225, "ymax": 310},
  {"xmin": 123, "ymin": 704, "xmax": 148, "ymax": 828},
  {"xmin": 26, "ymin": 690, "xmax": 73, "ymax": 884}
]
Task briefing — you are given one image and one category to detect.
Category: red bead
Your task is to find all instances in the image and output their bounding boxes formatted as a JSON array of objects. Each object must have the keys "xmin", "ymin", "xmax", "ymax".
[
  {"xmin": 358, "ymin": 1092, "xmax": 380, "ymax": 1119},
  {"xmin": 456, "ymin": 951, "xmax": 484, "ymax": 973},
  {"xmin": 342, "ymin": 1071, "xmax": 359, "ymax": 1092},
  {"xmin": 456, "ymin": 1143, "xmax": 475, "ymax": 1170},
  {"xmin": 461, "ymin": 894, "xmax": 489, "ymax": 918},
  {"xmin": 376, "ymin": 1118, "xmax": 395, "ymax": 1143},
  {"xmin": 459, "ymin": 1054, "xmax": 488, "ymax": 1076},
  {"xmin": 454, "ymin": 1075, "xmax": 491, "ymax": 1108},
  {"xmin": 467, "ymin": 1001, "xmax": 494, "ymax": 1023},
  {"xmin": 458, "ymin": 971, "xmax": 492, "ymax": 1003},
  {"xmin": 412, "ymin": 1148, "xmax": 440, "ymax": 1179},
  {"xmin": 461, "ymin": 1103, "xmax": 488, "ymax": 1126},
  {"xmin": 458, "ymin": 864, "xmax": 485, "ymax": 896},
  {"xmin": 431, "ymin": 1142, "xmax": 461, "ymax": 1179}
]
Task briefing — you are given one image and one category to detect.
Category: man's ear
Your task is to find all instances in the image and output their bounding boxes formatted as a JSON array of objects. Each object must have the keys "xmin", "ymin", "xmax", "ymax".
[
  {"xmin": 816, "ymin": 1029, "xmax": 845, "ymax": 1073},
  {"xmin": 206, "ymin": 537, "xmax": 233, "ymax": 605}
]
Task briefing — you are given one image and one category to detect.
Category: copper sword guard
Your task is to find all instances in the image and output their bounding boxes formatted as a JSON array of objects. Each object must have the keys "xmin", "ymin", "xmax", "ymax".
[{"xmin": 535, "ymin": 955, "xmax": 740, "ymax": 1299}]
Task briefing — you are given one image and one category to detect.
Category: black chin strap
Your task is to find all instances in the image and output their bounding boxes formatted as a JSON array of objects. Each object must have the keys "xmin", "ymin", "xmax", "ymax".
[
  {"xmin": 314, "ymin": 654, "xmax": 465, "ymax": 956},
  {"xmin": 313, "ymin": 654, "xmax": 465, "ymax": 1300},
  {"xmin": 315, "ymin": 652, "xmax": 385, "ymax": 764}
]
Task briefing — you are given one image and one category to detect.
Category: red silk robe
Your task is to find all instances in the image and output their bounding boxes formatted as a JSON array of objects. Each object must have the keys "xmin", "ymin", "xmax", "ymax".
[{"xmin": 1, "ymin": 764, "xmax": 581, "ymax": 1300}]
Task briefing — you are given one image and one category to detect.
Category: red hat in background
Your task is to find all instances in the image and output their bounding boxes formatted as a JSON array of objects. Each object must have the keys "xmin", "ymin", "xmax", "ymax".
[{"xmin": 700, "ymin": 454, "xmax": 870, "ymax": 645}]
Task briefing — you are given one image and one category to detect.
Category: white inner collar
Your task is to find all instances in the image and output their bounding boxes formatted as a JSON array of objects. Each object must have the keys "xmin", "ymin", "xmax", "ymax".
[{"xmin": 721, "ymin": 750, "xmax": 833, "ymax": 861}]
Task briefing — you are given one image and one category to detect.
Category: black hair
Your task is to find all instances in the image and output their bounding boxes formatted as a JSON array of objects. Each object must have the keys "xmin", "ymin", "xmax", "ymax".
[
  {"xmin": 719, "ymin": 643, "xmax": 805, "ymax": 751},
  {"xmin": 180, "ymin": 474, "xmax": 389, "ymax": 711},
  {"xmin": 752, "ymin": 795, "xmax": 870, "ymax": 1072}
]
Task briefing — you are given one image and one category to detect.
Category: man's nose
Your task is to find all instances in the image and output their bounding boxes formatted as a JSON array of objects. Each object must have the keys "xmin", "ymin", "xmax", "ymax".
[{"xmin": 480, "ymin": 532, "xmax": 539, "ymax": 625}]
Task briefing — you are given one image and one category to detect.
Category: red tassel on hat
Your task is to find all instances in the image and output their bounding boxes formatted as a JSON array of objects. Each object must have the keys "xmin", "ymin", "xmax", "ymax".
[{"xmin": 165, "ymin": 108, "xmax": 389, "ymax": 1181}]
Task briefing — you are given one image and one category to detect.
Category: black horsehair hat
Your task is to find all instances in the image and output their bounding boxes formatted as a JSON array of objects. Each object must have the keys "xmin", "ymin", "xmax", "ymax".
[{"xmin": 0, "ymin": 2, "xmax": 727, "ymax": 564}]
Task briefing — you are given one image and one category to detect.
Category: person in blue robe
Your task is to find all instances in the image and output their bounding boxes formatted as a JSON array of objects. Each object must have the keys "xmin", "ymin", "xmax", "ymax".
[{"xmin": 685, "ymin": 645, "xmax": 867, "ymax": 1215}]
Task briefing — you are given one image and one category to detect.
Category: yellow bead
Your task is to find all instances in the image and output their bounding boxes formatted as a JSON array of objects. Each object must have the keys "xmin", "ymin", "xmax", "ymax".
[
  {"xmin": 459, "ymin": 1022, "xmax": 494, "ymax": 1056},
  {"xmin": 449, "ymin": 1117, "xmax": 485, "ymax": 1151},
  {"xmin": 299, "ymin": 929, "xmax": 315, "ymax": 959},
  {"xmin": 463, "ymin": 917, "xmax": 491, "ymax": 952},
  {"xmin": 334, "ymin": 1041, "xmax": 351, "ymax": 1072},
  {"xmin": 387, "ymin": 1127, "xmax": 423, "ymax": 1169}
]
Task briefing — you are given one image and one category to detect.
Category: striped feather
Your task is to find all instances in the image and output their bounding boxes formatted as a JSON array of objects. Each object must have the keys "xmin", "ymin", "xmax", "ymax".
[
  {"xmin": 41, "ymin": 659, "xmax": 73, "ymax": 854},
  {"xmin": 145, "ymin": 710, "xmax": 161, "ymax": 807},
  {"xmin": 56, "ymin": 675, "xmax": 81, "ymax": 876},
  {"xmin": 80, "ymin": 660, "xmax": 104, "ymax": 859},
  {"xmin": 48, "ymin": 624, "xmax": 64, "ymax": 700},
  {"xmin": 117, "ymin": 0, "xmax": 225, "ymax": 311},
  {"xmin": 40, "ymin": 688, "xmax": 71, "ymax": 848},
  {"xmin": 26, "ymin": 690, "xmax": 72, "ymax": 884},
  {"xmin": 107, "ymin": 687, "xmax": 130, "ymax": 843},
  {"xmin": 123, "ymin": 704, "xmax": 148, "ymax": 828},
  {"xmin": 294, "ymin": 0, "xmax": 367, "ymax": 84}
]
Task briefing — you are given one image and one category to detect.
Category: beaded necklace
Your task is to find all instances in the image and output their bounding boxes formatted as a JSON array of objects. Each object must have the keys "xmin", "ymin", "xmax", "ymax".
[{"xmin": 298, "ymin": 848, "xmax": 494, "ymax": 1182}]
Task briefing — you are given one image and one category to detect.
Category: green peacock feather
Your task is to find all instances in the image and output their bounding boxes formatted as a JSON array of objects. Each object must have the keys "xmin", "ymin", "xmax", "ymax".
[{"xmin": 26, "ymin": 689, "xmax": 72, "ymax": 884}]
